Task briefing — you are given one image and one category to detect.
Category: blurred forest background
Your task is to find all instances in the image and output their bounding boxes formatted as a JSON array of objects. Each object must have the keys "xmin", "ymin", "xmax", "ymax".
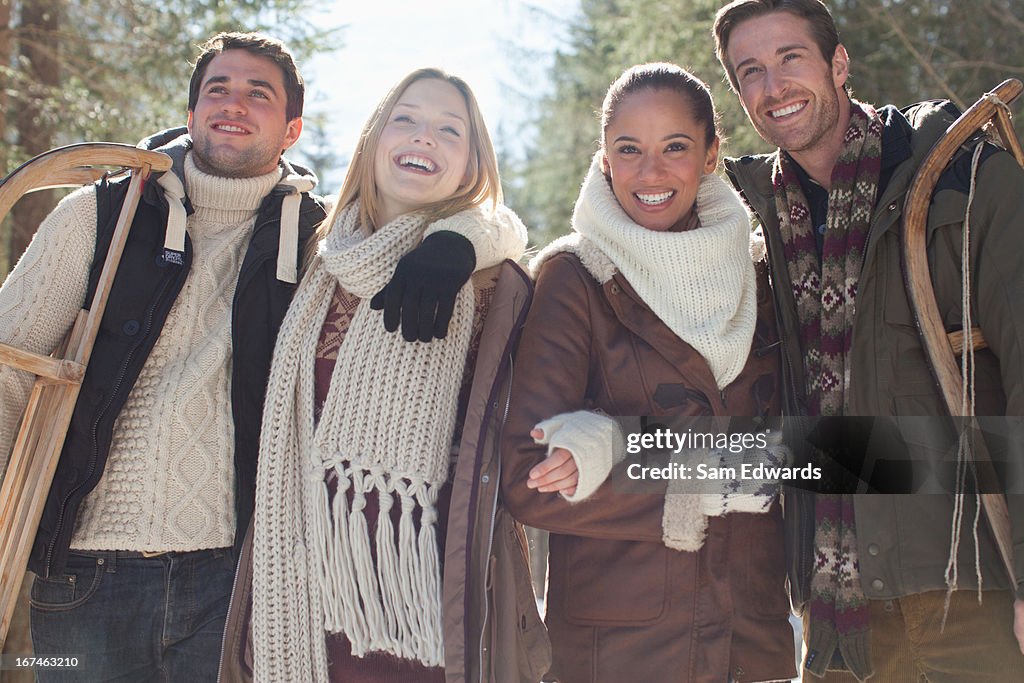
[
  {"xmin": 2, "ymin": 0, "xmax": 1022, "ymax": 271},
  {"xmin": 0, "ymin": 0, "xmax": 333, "ymax": 275},
  {"xmin": 501, "ymin": 0, "xmax": 1024, "ymax": 245}
]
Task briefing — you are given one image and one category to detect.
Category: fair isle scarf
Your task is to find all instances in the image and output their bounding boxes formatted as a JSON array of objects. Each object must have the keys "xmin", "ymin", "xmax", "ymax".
[
  {"xmin": 772, "ymin": 101, "xmax": 882, "ymax": 681},
  {"xmin": 252, "ymin": 202, "xmax": 475, "ymax": 681},
  {"xmin": 566, "ymin": 152, "xmax": 758, "ymax": 390}
]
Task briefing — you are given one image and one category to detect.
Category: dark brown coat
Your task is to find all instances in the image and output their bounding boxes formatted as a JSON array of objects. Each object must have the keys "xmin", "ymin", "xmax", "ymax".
[{"xmin": 500, "ymin": 252, "xmax": 796, "ymax": 683}]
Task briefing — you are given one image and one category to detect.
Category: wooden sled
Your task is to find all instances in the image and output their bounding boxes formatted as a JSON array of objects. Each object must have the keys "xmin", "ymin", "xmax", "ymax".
[
  {"xmin": 902, "ymin": 78, "xmax": 1024, "ymax": 587},
  {"xmin": 0, "ymin": 143, "xmax": 172, "ymax": 647}
]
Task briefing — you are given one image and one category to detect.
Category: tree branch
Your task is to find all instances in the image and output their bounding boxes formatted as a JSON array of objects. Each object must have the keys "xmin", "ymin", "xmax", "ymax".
[
  {"xmin": 863, "ymin": 0, "xmax": 966, "ymax": 109},
  {"xmin": 985, "ymin": 0, "xmax": 1024, "ymax": 33},
  {"xmin": 943, "ymin": 61, "xmax": 1024, "ymax": 76}
]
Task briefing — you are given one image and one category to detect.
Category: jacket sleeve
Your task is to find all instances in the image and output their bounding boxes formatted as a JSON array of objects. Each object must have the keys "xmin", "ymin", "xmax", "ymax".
[
  {"xmin": 424, "ymin": 204, "xmax": 527, "ymax": 269},
  {"xmin": 0, "ymin": 186, "xmax": 96, "ymax": 473},
  {"xmin": 970, "ymin": 149, "xmax": 1024, "ymax": 598},
  {"xmin": 500, "ymin": 253, "xmax": 666, "ymax": 543}
]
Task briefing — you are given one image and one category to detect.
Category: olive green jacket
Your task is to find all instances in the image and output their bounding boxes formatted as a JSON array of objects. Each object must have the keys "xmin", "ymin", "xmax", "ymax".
[{"xmin": 725, "ymin": 99, "xmax": 1024, "ymax": 607}]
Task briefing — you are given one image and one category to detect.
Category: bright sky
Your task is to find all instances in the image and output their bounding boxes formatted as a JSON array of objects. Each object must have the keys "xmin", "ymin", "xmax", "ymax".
[{"xmin": 291, "ymin": 0, "xmax": 579, "ymax": 193}]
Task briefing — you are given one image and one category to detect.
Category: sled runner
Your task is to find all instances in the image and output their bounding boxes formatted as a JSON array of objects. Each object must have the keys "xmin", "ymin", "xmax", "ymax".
[
  {"xmin": 902, "ymin": 78, "xmax": 1023, "ymax": 587},
  {"xmin": 0, "ymin": 143, "xmax": 172, "ymax": 646}
]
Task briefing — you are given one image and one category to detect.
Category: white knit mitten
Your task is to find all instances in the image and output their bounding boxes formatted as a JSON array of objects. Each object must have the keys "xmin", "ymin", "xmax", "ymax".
[
  {"xmin": 663, "ymin": 431, "xmax": 787, "ymax": 552},
  {"xmin": 696, "ymin": 443, "xmax": 788, "ymax": 517},
  {"xmin": 662, "ymin": 491, "xmax": 708, "ymax": 553},
  {"xmin": 532, "ymin": 410, "xmax": 625, "ymax": 503}
]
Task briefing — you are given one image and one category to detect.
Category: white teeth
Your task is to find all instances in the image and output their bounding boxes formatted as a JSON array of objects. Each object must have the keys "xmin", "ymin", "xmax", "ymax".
[
  {"xmin": 216, "ymin": 124, "xmax": 246, "ymax": 133},
  {"xmin": 398, "ymin": 154, "xmax": 436, "ymax": 172},
  {"xmin": 636, "ymin": 190, "xmax": 674, "ymax": 205},
  {"xmin": 770, "ymin": 102, "xmax": 806, "ymax": 118}
]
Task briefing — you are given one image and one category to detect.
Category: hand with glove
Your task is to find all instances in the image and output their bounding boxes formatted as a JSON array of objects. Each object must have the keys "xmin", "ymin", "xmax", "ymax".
[{"xmin": 370, "ymin": 230, "xmax": 476, "ymax": 342}]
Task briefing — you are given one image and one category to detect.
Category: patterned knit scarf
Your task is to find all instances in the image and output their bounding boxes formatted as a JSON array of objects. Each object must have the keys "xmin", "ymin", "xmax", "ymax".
[
  {"xmin": 771, "ymin": 101, "xmax": 882, "ymax": 681},
  {"xmin": 252, "ymin": 202, "xmax": 475, "ymax": 681}
]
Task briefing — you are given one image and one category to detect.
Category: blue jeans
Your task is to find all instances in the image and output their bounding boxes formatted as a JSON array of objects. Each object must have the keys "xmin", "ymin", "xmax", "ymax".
[{"xmin": 30, "ymin": 548, "xmax": 235, "ymax": 682}]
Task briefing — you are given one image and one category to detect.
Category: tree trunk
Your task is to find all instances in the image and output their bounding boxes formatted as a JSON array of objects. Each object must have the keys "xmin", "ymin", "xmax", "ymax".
[
  {"xmin": 10, "ymin": 0, "xmax": 60, "ymax": 268},
  {"xmin": 0, "ymin": 0, "xmax": 12, "ymax": 275},
  {"xmin": 0, "ymin": 0, "xmax": 10, "ymax": 171}
]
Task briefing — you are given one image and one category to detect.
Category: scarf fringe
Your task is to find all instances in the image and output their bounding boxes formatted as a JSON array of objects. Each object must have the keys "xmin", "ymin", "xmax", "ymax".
[
  {"xmin": 374, "ymin": 483, "xmax": 410, "ymax": 655},
  {"xmin": 255, "ymin": 203, "xmax": 479, "ymax": 678},
  {"xmin": 313, "ymin": 463, "xmax": 445, "ymax": 666}
]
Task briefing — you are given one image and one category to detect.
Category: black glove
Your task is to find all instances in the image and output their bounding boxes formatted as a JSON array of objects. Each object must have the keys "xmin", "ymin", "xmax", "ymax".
[{"xmin": 370, "ymin": 230, "xmax": 476, "ymax": 342}]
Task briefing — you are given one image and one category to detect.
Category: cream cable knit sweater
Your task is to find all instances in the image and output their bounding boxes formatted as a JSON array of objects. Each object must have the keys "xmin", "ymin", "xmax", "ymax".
[{"xmin": 0, "ymin": 154, "xmax": 281, "ymax": 552}]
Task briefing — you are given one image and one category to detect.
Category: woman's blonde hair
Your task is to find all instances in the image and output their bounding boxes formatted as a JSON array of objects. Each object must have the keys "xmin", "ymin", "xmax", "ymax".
[{"xmin": 311, "ymin": 68, "xmax": 503, "ymax": 254}]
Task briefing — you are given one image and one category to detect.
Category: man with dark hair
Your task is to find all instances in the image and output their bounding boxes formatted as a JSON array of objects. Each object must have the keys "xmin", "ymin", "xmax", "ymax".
[
  {"xmin": 188, "ymin": 32, "xmax": 306, "ymax": 123},
  {"xmin": 1, "ymin": 26, "xmax": 502, "ymax": 676},
  {"xmin": 0, "ymin": 31, "xmax": 325, "ymax": 679},
  {"xmin": 714, "ymin": 0, "xmax": 1024, "ymax": 680}
]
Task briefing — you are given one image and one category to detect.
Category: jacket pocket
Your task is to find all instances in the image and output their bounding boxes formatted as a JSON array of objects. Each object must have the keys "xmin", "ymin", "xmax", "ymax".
[
  {"xmin": 739, "ymin": 509, "xmax": 791, "ymax": 619},
  {"xmin": 558, "ymin": 535, "xmax": 669, "ymax": 626},
  {"xmin": 487, "ymin": 510, "xmax": 551, "ymax": 683}
]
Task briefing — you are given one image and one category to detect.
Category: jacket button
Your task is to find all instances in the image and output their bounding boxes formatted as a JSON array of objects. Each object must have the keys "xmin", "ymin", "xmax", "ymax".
[
  {"xmin": 888, "ymin": 201, "xmax": 898, "ymax": 211},
  {"xmin": 610, "ymin": 283, "xmax": 620, "ymax": 295},
  {"xmin": 481, "ymin": 474, "xmax": 490, "ymax": 484},
  {"xmin": 122, "ymin": 320, "xmax": 140, "ymax": 336},
  {"xmin": 868, "ymin": 543, "xmax": 880, "ymax": 556},
  {"xmin": 871, "ymin": 578, "xmax": 885, "ymax": 591}
]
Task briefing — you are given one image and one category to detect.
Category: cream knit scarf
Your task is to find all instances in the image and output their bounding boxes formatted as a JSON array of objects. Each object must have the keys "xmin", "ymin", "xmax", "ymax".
[
  {"xmin": 560, "ymin": 152, "xmax": 757, "ymax": 389},
  {"xmin": 253, "ymin": 202, "xmax": 474, "ymax": 680}
]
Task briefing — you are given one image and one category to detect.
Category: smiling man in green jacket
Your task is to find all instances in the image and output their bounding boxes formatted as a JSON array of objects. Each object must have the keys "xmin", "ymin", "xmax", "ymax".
[{"xmin": 713, "ymin": 1, "xmax": 1024, "ymax": 681}]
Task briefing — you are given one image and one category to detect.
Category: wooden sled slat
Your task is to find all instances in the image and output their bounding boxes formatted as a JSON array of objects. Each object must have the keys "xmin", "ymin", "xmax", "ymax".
[
  {"xmin": 902, "ymin": 78, "xmax": 1023, "ymax": 589},
  {"xmin": 0, "ymin": 143, "xmax": 172, "ymax": 647},
  {"xmin": 0, "ymin": 343, "xmax": 84, "ymax": 384}
]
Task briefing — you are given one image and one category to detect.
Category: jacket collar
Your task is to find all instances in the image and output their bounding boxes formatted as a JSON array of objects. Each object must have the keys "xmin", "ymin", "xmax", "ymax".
[
  {"xmin": 136, "ymin": 126, "xmax": 320, "ymax": 283},
  {"xmin": 724, "ymin": 99, "xmax": 959, "ymax": 231}
]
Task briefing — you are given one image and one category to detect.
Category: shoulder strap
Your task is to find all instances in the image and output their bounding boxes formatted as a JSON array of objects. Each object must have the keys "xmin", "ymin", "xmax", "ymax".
[{"xmin": 87, "ymin": 176, "xmax": 132, "ymax": 310}]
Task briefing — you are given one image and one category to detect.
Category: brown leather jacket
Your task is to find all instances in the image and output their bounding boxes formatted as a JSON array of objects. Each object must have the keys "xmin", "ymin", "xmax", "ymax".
[
  {"xmin": 501, "ymin": 252, "xmax": 796, "ymax": 683},
  {"xmin": 217, "ymin": 261, "xmax": 550, "ymax": 683}
]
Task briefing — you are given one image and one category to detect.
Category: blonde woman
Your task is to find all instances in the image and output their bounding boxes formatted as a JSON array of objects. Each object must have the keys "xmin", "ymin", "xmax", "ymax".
[{"xmin": 219, "ymin": 69, "xmax": 555, "ymax": 682}]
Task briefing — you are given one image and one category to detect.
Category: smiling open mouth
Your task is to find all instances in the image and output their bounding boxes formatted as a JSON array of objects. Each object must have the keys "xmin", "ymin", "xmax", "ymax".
[
  {"xmin": 770, "ymin": 102, "xmax": 807, "ymax": 118},
  {"xmin": 636, "ymin": 190, "xmax": 674, "ymax": 206},
  {"xmin": 397, "ymin": 154, "xmax": 437, "ymax": 172},
  {"xmin": 213, "ymin": 123, "xmax": 249, "ymax": 133}
]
